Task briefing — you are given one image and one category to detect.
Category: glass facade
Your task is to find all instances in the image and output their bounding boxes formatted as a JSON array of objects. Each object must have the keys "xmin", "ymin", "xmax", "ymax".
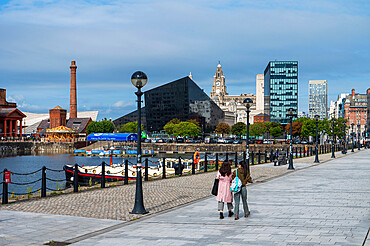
[
  {"xmin": 308, "ymin": 80, "xmax": 327, "ymax": 119},
  {"xmin": 264, "ymin": 61, "xmax": 298, "ymax": 124},
  {"xmin": 145, "ymin": 76, "xmax": 225, "ymax": 131}
]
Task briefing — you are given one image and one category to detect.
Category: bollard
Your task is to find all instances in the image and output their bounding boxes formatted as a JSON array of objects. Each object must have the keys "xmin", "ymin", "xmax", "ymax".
[
  {"xmin": 2, "ymin": 169, "xmax": 8, "ymax": 204},
  {"xmin": 73, "ymin": 164, "xmax": 79, "ymax": 192},
  {"xmin": 204, "ymin": 153, "xmax": 208, "ymax": 172},
  {"xmin": 162, "ymin": 157, "xmax": 166, "ymax": 179},
  {"xmin": 101, "ymin": 161, "xmax": 106, "ymax": 188},
  {"xmin": 215, "ymin": 153, "xmax": 219, "ymax": 171},
  {"xmin": 178, "ymin": 157, "xmax": 183, "ymax": 176},
  {"xmin": 226, "ymin": 152, "xmax": 229, "ymax": 162},
  {"xmin": 299, "ymin": 147, "xmax": 302, "ymax": 158},
  {"xmin": 265, "ymin": 150, "xmax": 268, "ymax": 163},
  {"xmin": 270, "ymin": 150, "xmax": 273, "ymax": 162},
  {"xmin": 234, "ymin": 152, "xmax": 238, "ymax": 168},
  {"xmin": 124, "ymin": 159, "xmax": 128, "ymax": 185},
  {"xmin": 144, "ymin": 158, "xmax": 149, "ymax": 181},
  {"xmin": 251, "ymin": 151, "xmax": 255, "ymax": 165},
  {"xmin": 41, "ymin": 166, "xmax": 46, "ymax": 197},
  {"xmin": 258, "ymin": 150, "xmax": 261, "ymax": 164},
  {"xmin": 243, "ymin": 151, "xmax": 246, "ymax": 163}
]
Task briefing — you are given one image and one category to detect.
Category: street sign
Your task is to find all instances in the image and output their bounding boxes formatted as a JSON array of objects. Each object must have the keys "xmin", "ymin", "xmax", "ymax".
[{"xmin": 5, "ymin": 171, "xmax": 11, "ymax": 183}]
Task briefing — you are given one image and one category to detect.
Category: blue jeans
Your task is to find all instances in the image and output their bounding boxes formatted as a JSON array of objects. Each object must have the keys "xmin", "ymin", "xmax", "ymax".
[{"xmin": 234, "ymin": 186, "xmax": 249, "ymax": 216}]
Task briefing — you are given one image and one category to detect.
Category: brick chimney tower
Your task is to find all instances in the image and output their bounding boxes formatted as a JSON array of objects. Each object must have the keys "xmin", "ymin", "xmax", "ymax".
[{"xmin": 70, "ymin": 61, "xmax": 77, "ymax": 119}]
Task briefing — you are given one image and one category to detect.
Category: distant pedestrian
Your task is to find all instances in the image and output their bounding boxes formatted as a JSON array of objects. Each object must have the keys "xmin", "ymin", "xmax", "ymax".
[
  {"xmin": 232, "ymin": 161, "xmax": 251, "ymax": 220},
  {"xmin": 216, "ymin": 161, "xmax": 234, "ymax": 219}
]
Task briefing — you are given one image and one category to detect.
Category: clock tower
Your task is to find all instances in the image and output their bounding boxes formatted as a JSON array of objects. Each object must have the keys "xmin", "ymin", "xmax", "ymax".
[{"xmin": 210, "ymin": 62, "xmax": 227, "ymax": 103}]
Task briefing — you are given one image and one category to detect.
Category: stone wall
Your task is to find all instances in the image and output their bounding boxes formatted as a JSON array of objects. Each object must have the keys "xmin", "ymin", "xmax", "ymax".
[{"xmin": 0, "ymin": 141, "xmax": 76, "ymax": 156}]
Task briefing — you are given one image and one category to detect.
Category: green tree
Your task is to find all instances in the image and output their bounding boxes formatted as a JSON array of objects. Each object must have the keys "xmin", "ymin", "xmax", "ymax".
[
  {"xmin": 87, "ymin": 119, "xmax": 115, "ymax": 134},
  {"xmin": 285, "ymin": 122, "xmax": 303, "ymax": 136},
  {"xmin": 231, "ymin": 122, "xmax": 246, "ymax": 137},
  {"xmin": 247, "ymin": 122, "xmax": 265, "ymax": 137},
  {"xmin": 118, "ymin": 121, "xmax": 143, "ymax": 133},
  {"xmin": 270, "ymin": 126, "xmax": 282, "ymax": 138},
  {"xmin": 163, "ymin": 118, "xmax": 181, "ymax": 135},
  {"xmin": 215, "ymin": 123, "xmax": 231, "ymax": 136},
  {"xmin": 172, "ymin": 122, "xmax": 200, "ymax": 137}
]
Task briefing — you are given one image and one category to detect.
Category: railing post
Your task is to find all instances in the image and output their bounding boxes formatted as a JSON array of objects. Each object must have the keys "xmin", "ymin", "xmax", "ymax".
[
  {"xmin": 144, "ymin": 158, "xmax": 149, "ymax": 181},
  {"xmin": 124, "ymin": 159, "xmax": 128, "ymax": 185},
  {"xmin": 162, "ymin": 157, "xmax": 166, "ymax": 179},
  {"xmin": 41, "ymin": 166, "xmax": 46, "ymax": 197},
  {"xmin": 264, "ymin": 150, "xmax": 267, "ymax": 163},
  {"xmin": 251, "ymin": 151, "xmax": 254, "ymax": 165},
  {"xmin": 258, "ymin": 150, "xmax": 261, "ymax": 164},
  {"xmin": 73, "ymin": 164, "xmax": 79, "ymax": 192},
  {"xmin": 204, "ymin": 153, "xmax": 208, "ymax": 172},
  {"xmin": 234, "ymin": 152, "xmax": 238, "ymax": 167},
  {"xmin": 299, "ymin": 146, "xmax": 302, "ymax": 158},
  {"xmin": 226, "ymin": 152, "xmax": 229, "ymax": 162},
  {"xmin": 243, "ymin": 151, "xmax": 246, "ymax": 163},
  {"xmin": 2, "ymin": 169, "xmax": 8, "ymax": 204},
  {"xmin": 215, "ymin": 153, "xmax": 219, "ymax": 171},
  {"xmin": 270, "ymin": 149, "xmax": 273, "ymax": 162},
  {"xmin": 101, "ymin": 162, "xmax": 106, "ymax": 188},
  {"xmin": 178, "ymin": 157, "xmax": 183, "ymax": 176}
]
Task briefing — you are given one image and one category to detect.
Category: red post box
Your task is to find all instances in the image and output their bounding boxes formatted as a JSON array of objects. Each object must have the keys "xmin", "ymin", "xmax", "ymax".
[{"xmin": 5, "ymin": 171, "xmax": 11, "ymax": 183}]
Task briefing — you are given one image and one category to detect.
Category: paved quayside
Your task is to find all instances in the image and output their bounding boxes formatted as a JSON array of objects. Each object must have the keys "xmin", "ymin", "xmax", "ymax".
[{"xmin": 70, "ymin": 149, "xmax": 370, "ymax": 245}]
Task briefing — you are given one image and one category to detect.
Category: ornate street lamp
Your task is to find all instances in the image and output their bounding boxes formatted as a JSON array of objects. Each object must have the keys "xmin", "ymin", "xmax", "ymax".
[
  {"xmin": 357, "ymin": 123, "xmax": 361, "ymax": 151},
  {"xmin": 287, "ymin": 108, "xmax": 296, "ymax": 170},
  {"xmin": 351, "ymin": 123, "xmax": 355, "ymax": 152},
  {"xmin": 331, "ymin": 118, "xmax": 335, "ymax": 158},
  {"xmin": 243, "ymin": 98, "xmax": 253, "ymax": 169},
  {"xmin": 314, "ymin": 115, "xmax": 320, "ymax": 163},
  {"xmin": 130, "ymin": 71, "xmax": 148, "ymax": 214}
]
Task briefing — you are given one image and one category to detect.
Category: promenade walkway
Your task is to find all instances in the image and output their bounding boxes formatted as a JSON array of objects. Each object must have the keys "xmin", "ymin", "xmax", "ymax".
[{"xmin": 0, "ymin": 149, "xmax": 368, "ymax": 245}]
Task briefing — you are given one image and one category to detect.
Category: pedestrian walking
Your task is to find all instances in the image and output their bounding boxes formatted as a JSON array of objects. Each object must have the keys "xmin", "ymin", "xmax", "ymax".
[
  {"xmin": 232, "ymin": 161, "xmax": 251, "ymax": 220},
  {"xmin": 216, "ymin": 161, "xmax": 234, "ymax": 219}
]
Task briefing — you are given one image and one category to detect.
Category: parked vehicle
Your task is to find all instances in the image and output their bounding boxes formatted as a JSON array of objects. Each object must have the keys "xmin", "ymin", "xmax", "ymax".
[
  {"xmin": 233, "ymin": 139, "xmax": 242, "ymax": 144},
  {"xmin": 176, "ymin": 137, "xmax": 185, "ymax": 143},
  {"xmin": 217, "ymin": 138, "xmax": 225, "ymax": 143},
  {"xmin": 263, "ymin": 140, "xmax": 273, "ymax": 144},
  {"xmin": 224, "ymin": 138, "xmax": 234, "ymax": 144},
  {"xmin": 144, "ymin": 139, "xmax": 152, "ymax": 143}
]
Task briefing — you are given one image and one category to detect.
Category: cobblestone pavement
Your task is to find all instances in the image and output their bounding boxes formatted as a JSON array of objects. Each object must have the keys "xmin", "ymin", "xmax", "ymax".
[{"xmin": 71, "ymin": 149, "xmax": 370, "ymax": 246}]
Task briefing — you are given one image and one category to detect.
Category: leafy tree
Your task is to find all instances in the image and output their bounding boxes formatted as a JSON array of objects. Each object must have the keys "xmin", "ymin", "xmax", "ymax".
[
  {"xmin": 187, "ymin": 119, "xmax": 200, "ymax": 126},
  {"xmin": 231, "ymin": 122, "xmax": 246, "ymax": 137},
  {"xmin": 172, "ymin": 122, "xmax": 200, "ymax": 137},
  {"xmin": 164, "ymin": 118, "xmax": 181, "ymax": 135},
  {"xmin": 270, "ymin": 126, "xmax": 282, "ymax": 138},
  {"xmin": 248, "ymin": 122, "xmax": 265, "ymax": 137},
  {"xmin": 215, "ymin": 123, "xmax": 231, "ymax": 136},
  {"xmin": 87, "ymin": 119, "xmax": 115, "ymax": 134},
  {"xmin": 285, "ymin": 122, "xmax": 303, "ymax": 136},
  {"xmin": 118, "ymin": 121, "xmax": 143, "ymax": 133}
]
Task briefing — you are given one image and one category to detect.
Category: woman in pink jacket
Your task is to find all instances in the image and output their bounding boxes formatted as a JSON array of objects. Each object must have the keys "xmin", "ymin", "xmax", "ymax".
[{"xmin": 216, "ymin": 161, "xmax": 234, "ymax": 219}]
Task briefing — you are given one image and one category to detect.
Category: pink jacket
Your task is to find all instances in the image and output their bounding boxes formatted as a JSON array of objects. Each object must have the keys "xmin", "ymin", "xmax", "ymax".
[{"xmin": 216, "ymin": 171, "xmax": 233, "ymax": 203}]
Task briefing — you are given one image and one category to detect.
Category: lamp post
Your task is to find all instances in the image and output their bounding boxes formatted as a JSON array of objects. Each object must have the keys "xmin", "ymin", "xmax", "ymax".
[
  {"xmin": 331, "ymin": 118, "xmax": 335, "ymax": 158},
  {"xmin": 365, "ymin": 124, "xmax": 368, "ymax": 149},
  {"xmin": 130, "ymin": 71, "xmax": 148, "ymax": 215},
  {"xmin": 287, "ymin": 108, "xmax": 295, "ymax": 170},
  {"xmin": 314, "ymin": 115, "xmax": 320, "ymax": 163},
  {"xmin": 342, "ymin": 121, "xmax": 347, "ymax": 154},
  {"xmin": 243, "ymin": 98, "xmax": 253, "ymax": 169},
  {"xmin": 351, "ymin": 123, "xmax": 355, "ymax": 152},
  {"xmin": 357, "ymin": 123, "xmax": 361, "ymax": 150}
]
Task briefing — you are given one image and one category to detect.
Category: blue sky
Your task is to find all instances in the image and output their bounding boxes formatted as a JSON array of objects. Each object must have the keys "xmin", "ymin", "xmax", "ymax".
[{"xmin": 0, "ymin": 0, "xmax": 369, "ymax": 121}]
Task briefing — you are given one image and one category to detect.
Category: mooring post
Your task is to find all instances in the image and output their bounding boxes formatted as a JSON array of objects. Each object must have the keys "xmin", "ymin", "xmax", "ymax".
[
  {"xmin": 258, "ymin": 150, "xmax": 261, "ymax": 164},
  {"xmin": 73, "ymin": 164, "xmax": 79, "ymax": 192},
  {"xmin": 144, "ymin": 158, "xmax": 149, "ymax": 181},
  {"xmin": 192, "ymin": 158, "xmax": 195, "ymax": 174},
  {"xmin": 251, "ymin": 151, "xmax": 254, "ymax": 165},
  {"xmin": 101, "ymin": 161, "xmax": 106, "ymax": 188},
  {"xmin": 178, "ymin": 157, "xmax": 183, "ymax": 176},
  {"xmin": 41, "ymin": 166, "xmax": 46, "ymax": 197},
  {"xmin": 2, "ymin": 169, "xmax": 8, "ymax": 204},
  {"xmin": 215, "ymin": 153, "xmax": 219, "ymax": 171},
  {"xmin": 162, "ymin": 157, "xmax": 166, "ymax": 179},
  {"xmin": 124, "ymin": 159, "xmax": 128, "ymax": 185},
  {"xmin": 204, "ymin": 153, "xmax": 208, "ymax": 172},
  {"xmin": 234, "ymin": 152, "xmax": 238, "ymax": 167}
]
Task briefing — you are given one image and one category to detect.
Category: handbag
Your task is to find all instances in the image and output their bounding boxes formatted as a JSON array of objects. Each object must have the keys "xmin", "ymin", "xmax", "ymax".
[
  {"xmin": 211, "ymin": 179, "xmax": 219, "ymax": 196},
  {"xmin": 230, "ymin": 169, "xmax": 242, "ymax": 193}
]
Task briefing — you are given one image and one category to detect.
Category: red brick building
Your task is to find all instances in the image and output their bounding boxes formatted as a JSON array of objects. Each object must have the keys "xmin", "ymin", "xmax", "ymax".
[
  {"xmin": 0, "ymin": 89, "xmax": 26, "ymax": 137},
  {"xmin": 254, "ymin": 113, "xmax": 270, "ymax": 123},
  {"xmin": 344, "ymin": 89, "xmax": 368, "ymax": 136},
  {"xmin": 49, "ymin": 106, "xmax": 67, "ymax": 129}
]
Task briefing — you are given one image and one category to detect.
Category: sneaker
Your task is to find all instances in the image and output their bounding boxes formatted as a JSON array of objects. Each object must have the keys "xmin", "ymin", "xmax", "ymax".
[
  {"xmin": 228, "ymin": 211, "xmax": 234, "ymax": 217},
  {"xmin": 234, "ymin": 215, "xmax": 239, "ymax": 220},
  {"xmin": 245, "ymin": 211, "xmax": 250, "ymax": 217},
  {"xmin": 219, "ymin": 212, "xmax": 224, "ymax": 219}
]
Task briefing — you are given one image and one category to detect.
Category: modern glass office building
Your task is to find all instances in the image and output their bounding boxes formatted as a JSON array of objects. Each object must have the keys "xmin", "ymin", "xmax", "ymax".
[
  {"xmin": 264, "ymin": 61, "xmax": 298, "ymax": 124},
  {"xmin": 308, "ymin": 80, "xmax": 327, "ymax": 119},
  {"xmin": 144, "ymin": 76, "xmax": 225, "ymax": 131}
]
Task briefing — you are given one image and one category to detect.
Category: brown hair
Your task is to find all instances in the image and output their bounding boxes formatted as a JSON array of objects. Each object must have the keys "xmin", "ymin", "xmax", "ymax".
[
  {"xmin": 239, "ymin": 161, "xmax": 248, "ymax": 179},
  {"xmin": 219, "ymin": 161, "xmax": 231, "ymax": 176}
]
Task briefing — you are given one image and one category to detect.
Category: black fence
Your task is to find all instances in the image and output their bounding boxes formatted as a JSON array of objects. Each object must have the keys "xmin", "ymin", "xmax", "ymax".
[{"xmin": 1, "ymin": 143, "xmax": 353, "ymax": 204}]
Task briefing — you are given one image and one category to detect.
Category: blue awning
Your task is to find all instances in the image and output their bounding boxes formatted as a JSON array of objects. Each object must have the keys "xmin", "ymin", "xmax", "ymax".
[{"xmin": 87, "ymin": 133, "xmax": 138, "ymax": 141}]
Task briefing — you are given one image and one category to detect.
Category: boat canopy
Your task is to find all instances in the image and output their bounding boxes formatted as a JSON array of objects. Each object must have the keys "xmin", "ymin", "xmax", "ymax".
[{"xmin": 87, "ymin": 133, "xmax": 137, "ymax": 141}]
